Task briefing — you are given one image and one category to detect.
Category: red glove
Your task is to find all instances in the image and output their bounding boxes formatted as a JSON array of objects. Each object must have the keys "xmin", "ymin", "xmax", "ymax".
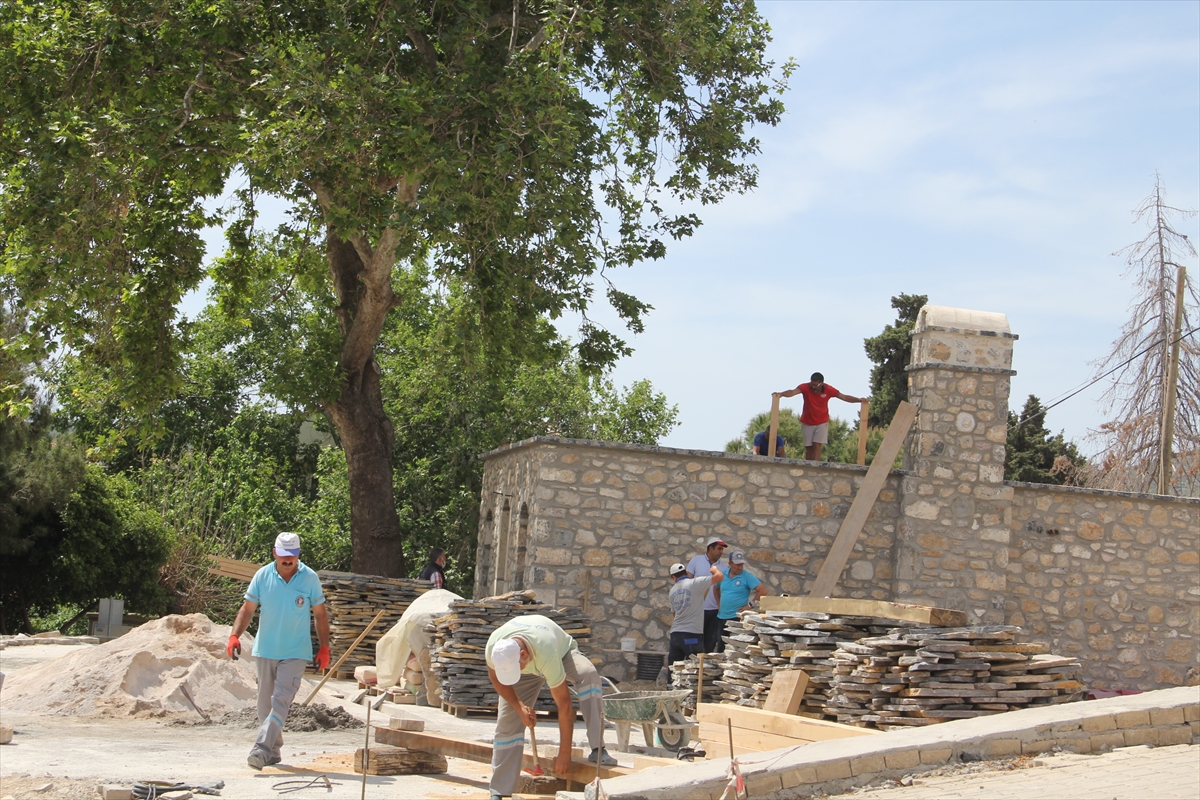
[
  {"xmin": 315, "ymin": 646, "xmax": 331, "ymax": 671},
  {"xmin": 226, "ymin": 634, "xmax": 241, "ymax": 660}
]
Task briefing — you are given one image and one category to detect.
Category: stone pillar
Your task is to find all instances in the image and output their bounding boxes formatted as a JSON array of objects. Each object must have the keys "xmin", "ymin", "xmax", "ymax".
[{"xmin": 892, "ymin": 306, "xmax": 1018, "ymax": 623}]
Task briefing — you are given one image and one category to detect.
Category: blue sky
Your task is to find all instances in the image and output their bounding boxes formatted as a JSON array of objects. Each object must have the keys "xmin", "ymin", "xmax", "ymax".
[
  {"xmin": 194, "ymin": 1, "xmax": 1200, "ymax": 456},
  {"xmin": 584, "ymin": 0, "xmax": 1200, "ymax": 454}
]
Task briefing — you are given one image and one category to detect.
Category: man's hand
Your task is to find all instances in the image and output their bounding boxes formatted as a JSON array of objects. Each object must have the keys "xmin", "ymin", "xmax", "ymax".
[
  {"xmin": 315, "ymin": 645, "xmax": 331, "ymax": 671},
  {"xmin": 226, "ymin": 634, "xmax": 241, "ymax": 660},
  {"xmin": 516, "ymin": 702, "xmax": 537, "ymax": 729},
  {"xmin": 554, "ymin": 749, "xmax": 572, "ymax": 777}
]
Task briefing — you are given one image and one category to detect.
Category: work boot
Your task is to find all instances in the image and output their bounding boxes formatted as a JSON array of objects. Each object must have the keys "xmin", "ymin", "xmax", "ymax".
[
  {"xmin": 587, "ymin": 747, "xmax": 618, "ymax": 767},
  {"xmin": 246, "ymin": 749, "xmax": 269, "ymax": 771}
]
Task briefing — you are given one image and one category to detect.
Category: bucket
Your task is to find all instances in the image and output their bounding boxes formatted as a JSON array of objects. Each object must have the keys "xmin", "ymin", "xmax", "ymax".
[
  {"xmin": 635, "ymin": 652, "xmax": 665, "ymax": 681},
  {"xmin": 620, "ymin": 637, "xmax": 636, "ymax": 652}
]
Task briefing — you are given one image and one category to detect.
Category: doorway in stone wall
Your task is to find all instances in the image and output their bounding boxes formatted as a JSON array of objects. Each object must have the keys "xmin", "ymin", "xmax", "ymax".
[
  {"xmin": 513, "ymin": 504, "xmax": 530, "ymax": 590},
  {"xmin": 478, "ymin": 508, "xmax": 494, "ymax": 598},
  {"xmin": 492, "ymin": 500, "xmax": 512, "ymax": 596}
]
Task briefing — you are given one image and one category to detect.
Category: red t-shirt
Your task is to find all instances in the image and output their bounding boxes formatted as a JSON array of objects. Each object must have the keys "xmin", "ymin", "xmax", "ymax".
[{"xmin": 796, "ymin": 383, "xmax": 839, "ymax": 426}]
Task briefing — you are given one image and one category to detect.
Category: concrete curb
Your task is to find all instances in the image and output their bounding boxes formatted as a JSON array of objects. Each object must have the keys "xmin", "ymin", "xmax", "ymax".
[{"xmin": 566, "ymin": 686, "xmax": 1199, "ymax": 800}]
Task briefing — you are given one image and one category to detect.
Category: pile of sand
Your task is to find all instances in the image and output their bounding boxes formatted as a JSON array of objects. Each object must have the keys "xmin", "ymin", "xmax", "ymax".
[
  {"xmin": 201, "ymin": 702, "xmax": 363, "ymax": 731},
  {"xmin": 1, "ymin": 614, "xmax": 265, "ymax": 719}
]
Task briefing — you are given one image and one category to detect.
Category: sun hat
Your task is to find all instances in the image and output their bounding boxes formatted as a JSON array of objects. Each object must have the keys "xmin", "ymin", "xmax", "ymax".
[
  {"xmin": 274, "ymin": 532, "xmax": 301, "ymax": 557},
  {"xmin": 491, "ymin": 638, "xmax": 522, "ymax": 686}
]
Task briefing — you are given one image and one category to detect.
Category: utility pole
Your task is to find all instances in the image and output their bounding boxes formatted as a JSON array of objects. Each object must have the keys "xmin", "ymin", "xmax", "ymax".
[{"xmin": 1158, "ymin": 265, "xmax": 1186, "ymax": 495}]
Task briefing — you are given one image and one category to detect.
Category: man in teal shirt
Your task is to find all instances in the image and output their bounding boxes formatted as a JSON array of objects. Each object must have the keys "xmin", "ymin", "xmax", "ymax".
[
  {"xmin": 228, "ymin": 532, "xmax": 330, "ymax": 770},
  {"xmin": 715, "ymin": 550, "xmax": 768, "ymax": 652}
]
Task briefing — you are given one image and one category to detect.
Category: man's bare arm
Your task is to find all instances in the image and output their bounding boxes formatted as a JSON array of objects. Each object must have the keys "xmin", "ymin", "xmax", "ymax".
[
  {"xmin": 231, "ymin": 600, "xmax": 257, "ymax": 638},
  {"xmin": 312, "ymin": 602, "xmax": 330, "ymax": 649},
  {"xmin": 835, "ymin": 391, "xmax": 865, "ymax": 404}
]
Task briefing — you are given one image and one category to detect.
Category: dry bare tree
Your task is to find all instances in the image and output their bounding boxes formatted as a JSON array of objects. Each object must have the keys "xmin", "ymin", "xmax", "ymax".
[{"xmin": 1088, "ymin": 174, "xmax": 1200, "ymax": 496}]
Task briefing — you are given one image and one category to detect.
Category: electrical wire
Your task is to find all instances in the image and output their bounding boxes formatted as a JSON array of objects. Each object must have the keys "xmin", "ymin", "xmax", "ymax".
[{"xmin": 1008, "ymin": 325, "xmax": 1199, "ymax": 436}]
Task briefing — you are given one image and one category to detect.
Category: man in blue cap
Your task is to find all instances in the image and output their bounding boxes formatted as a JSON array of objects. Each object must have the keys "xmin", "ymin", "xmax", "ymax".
[{"xmin": 227, "ymin": 532, "xmax": 330, "ymax": 771}]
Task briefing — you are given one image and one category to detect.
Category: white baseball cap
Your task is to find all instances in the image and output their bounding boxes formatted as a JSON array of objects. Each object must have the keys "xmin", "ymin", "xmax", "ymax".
[
  {"xmin": 491, "ymin": 638, "xmax": 522, "ymax": 686},
  {"xmin": 669, "ymin": 563, "xmax": 687, "ymax": 577},
  {"xmin": 274, "ymin": 532, "xmax": 301, "ymax": 557}
]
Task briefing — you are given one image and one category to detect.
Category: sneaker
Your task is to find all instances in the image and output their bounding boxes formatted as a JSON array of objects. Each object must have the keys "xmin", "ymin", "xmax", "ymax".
[
  {"xmin": 247, "ymin": 750, "xmax": 268, "ymax": 770},
  {"xmin": 587, "ymin": 747, "xmax": 618, "ymax": 767},
  {"xmin": 266, "ymin": 755, "xmax": 282, "ymax": 766}
]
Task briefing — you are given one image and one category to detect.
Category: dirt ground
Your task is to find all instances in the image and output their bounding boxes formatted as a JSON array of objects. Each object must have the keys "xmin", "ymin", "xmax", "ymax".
[{"xmin": 0, "ymin": 642, "xmax": 653, "ymax": 800}]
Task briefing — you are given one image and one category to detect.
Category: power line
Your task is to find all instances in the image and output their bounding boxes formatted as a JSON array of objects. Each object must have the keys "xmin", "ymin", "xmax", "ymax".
[{"xmin": 1009, "ymin": 325, "xmax": 1200, "ymax": 436}]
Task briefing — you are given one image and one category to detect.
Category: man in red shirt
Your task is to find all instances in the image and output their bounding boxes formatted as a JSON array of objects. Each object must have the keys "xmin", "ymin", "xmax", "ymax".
[{"xmin": 774, "ymin": 372, "xmax": 865, "ymax": 461}]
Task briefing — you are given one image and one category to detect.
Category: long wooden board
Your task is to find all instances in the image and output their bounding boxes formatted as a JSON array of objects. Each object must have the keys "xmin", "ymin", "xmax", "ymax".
[
  {"xmin": 207, "ymin": 556, "xmax": 260, "ymax": 582},
  {"xmin": 808, "ymin": 400, "xmax": 917, "ymax": 598},
  {"xmin": 758, "ymin": 596, "xmax": 967, "ymax": 627},
  {"xmin": 695, "ymin": 704, "xmax": 875, "ymax": 742},
  {"xmin": 373, "ymin": 727, "xmax": 630, "ymax": 783},
  {"xmin": 762, "ymin": 669, "xmax": 808, "ymax": 715},
  {"xmin": 768, "ymin": 393, "xmax": 780, "ymax": 457}
]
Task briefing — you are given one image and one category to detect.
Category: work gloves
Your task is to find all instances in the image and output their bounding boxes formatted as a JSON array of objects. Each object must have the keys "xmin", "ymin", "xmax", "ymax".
[
  {"xmin": 226, "ymin": 634, "xmax": 241, "ymax": 660},
  {"xmin": 316, "ymin": 645, "xmax": 331, "ymax": 671}
]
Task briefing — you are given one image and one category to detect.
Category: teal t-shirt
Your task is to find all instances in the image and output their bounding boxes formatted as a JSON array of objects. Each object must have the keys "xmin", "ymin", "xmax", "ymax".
[
  {"xmin": 246, "ymin": 562, "xmax": 325, "ymax": 661},
  {"xmin": 717, "ymin": 569, "xmax": 761, "ymax": 620}
]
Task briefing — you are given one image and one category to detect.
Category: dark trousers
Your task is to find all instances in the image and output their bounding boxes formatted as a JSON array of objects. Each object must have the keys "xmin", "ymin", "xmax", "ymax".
[
  {"xmin": 703, "ymin": 609, "xmax": 721, "ymax": 652},
  {"xmin": 713, "ymin": 617, "xmax": 731, "ymax": 653},
  {"xmin": 668, "ymin": 631, "xmax": 704, "ymax": 666}
]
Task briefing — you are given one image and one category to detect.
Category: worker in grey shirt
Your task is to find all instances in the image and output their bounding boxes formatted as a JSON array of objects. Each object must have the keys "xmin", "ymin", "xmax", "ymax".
[{"xmin": 667, "ymin": 561, "xmax": 724, "ymax": 665}]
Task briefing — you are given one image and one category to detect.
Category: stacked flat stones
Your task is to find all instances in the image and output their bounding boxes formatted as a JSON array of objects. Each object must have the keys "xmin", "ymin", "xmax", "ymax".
[
  {"xmin": 319, "ymin": 571, "xmax": 430, "ymax": 671},
  {"xmin": 668, "ymin": 654, "xmax": 724, "ymax": 714},
  {"xmin": 429, "ymin": 591, "xmax": 591, "ymax": 710},
  {"xmin": 714, "ymin": 610, "xmax": 915, "ymax": 717},
  {"xmin": 825, "ymin": 625, "xmax": 1085, "ymax": 730}
]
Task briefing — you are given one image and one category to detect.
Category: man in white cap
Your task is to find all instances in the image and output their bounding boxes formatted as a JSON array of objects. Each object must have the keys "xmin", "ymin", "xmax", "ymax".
[
  {"xmin": 715, "ymin": 550, "xmax": 769, "ymax": 652},
  {"xmin": 668, "ymin": 560, "xmax": 724, "ymax": 666},
  {"xmin": 485, "ymin": 614, "xmax": 613, "ymax": 799},
  {"xmin": 685, "ymin": 536, "xmax": 728, "ymax": 652},
  {"xmin": 227, "ymin": 532, "xmax": 330, "ymax": 770}
]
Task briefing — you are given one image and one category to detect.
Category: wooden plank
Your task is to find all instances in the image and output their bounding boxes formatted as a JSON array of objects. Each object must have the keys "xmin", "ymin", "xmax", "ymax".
[
  {"xmin": 857, "ymin": 400, "xmax": 869, "ymax": 466},
  {"xmin": 695, "ymin": 704, "xmax": 876, "ymax": 742},
  {"xmin": 698, "ymin": 738, "xmax": 763, "ymax": 757},
  {"xmin": 698, "ymin": 724, "xmax": 821, "ymax": 753},
  {"xmin": 768, "ymin": 394, "xmax": 780, "ymax": 457},
  {"xmin": 762, "ymin": 669, "xmax": 808, "ymax": 715},
  {"xmin": 380, "ymin": 716, "xmax": 425, "ymax": 732},
  {"xmin": 757, "ymin": 596, "xmax": 967, "ymax": 628},
  {"xmin": 373, "ymin": 727, "xmax": 630, "ymax": 783},
  {"xmin": 808, "ymin": 400, "xmax": 917, "ymax": 598}
]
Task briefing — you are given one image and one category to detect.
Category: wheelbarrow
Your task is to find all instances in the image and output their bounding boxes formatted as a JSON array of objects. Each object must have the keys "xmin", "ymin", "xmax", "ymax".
[{"xmin": 602, "ymin": 689, "xmax": 694, "ymax": 753}]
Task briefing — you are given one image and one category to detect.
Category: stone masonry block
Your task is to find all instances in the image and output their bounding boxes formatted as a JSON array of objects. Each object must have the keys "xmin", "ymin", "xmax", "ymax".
[
  {"xmin": 744, "ymin": 773, "xmax": 783, "ymax": 796},
  {"xmin": 814, "ymin": 760, "xmax": 853, "ymax": 781},
  {"xmin": 1114, "ymin": 710, "xmax": 1151, "ymax": 729},
  {"xmin": 780, "ymin": 767, "xmax": 818, "ymax": 790},
  {"xmin": 919, "ymin": 747, "xmax": 953, "ymax": 765},
  {"xmin": 981, "ymin": 739, "xmax": 1022, "ymax": 759},
  {"xmin": 1158, "ymin": 725, "xmax": 1193, "ymax": 746},
  {"xmin": 1183, "ymin": 704, "xmax": 1200, "ymax": 722},
  {"xmin": 1150, "ymin": 707, "xmax": 1185, "ymax": 726},
  {"xmin": 884, "ymin": 750, "xmax": 921, "ymax": 771},
  {"xmin": 1022, "ymin": 739, "xmax": 1057, "ymax": 754},
  {"xmin": 849, "ymin": 753, "xmax": 887, "ymax": 776},
  {"xmin": 1089, "ymin": 732, "xmax": 1125, "ymax": 752},
  {"xmin": 1081, "ymin": 714, "xmax": 1116, "ymax": 733},
  {"xmin": 1190, "ymin": 720, "xmax": 1200, "ymax": 739},
  {"xmin": 1121, "ymin": 727, "xmax": 1159, "ymax": 747}
]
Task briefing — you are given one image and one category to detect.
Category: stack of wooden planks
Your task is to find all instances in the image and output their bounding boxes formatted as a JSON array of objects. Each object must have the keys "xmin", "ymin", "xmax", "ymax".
[
  {"xmin": 714, "ymin": 610, "xmax": 920, "ymax": 718},
  {"xmin": 429, "ymin": 591, "xmax": 591, "ymax": 711},
  {"xmin": 320, "ymin": 571, "xmax": 430, "ymax": 671},
  {"xmin": 825, "ymin": 625, "xmax": 1085, "ymax": 729}
]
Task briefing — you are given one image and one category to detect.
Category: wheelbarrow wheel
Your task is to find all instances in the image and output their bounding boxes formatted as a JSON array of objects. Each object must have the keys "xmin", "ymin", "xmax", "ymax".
[{"xmin": 656, "ymin": 710, "xmax": 690, "ymax": 752}]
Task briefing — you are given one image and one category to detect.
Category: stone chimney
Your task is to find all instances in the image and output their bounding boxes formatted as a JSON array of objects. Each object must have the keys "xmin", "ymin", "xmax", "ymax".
[{"xmin": 892, "ymin": 306, "xmax": 1018, "ymax": 623}]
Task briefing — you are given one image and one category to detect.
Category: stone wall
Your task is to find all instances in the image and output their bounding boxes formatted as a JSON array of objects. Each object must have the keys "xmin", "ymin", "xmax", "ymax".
[
  {"xmin": 477, "ymin": 438, "xmax": 904, "ymax": 680},
  {"xmin": 1007, "ymin": 482, "xmax": 1200, "ymax": 690}
]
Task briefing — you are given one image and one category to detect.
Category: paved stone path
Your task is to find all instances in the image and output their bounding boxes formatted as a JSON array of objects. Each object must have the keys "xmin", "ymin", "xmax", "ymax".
[{"xmin": 840, "ymin": 744, "xmax": 1199, "ymax": 800}]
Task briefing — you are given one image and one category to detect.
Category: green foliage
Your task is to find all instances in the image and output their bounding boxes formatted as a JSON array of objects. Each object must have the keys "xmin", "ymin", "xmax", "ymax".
[
  {"xmin": 1006, "ymin": 395, "xmax": 1084, "ymax": 485},
  {"xmin": 864, "ymin": 293, "xmax": 927, "ymax": 427},
  {"xmin": 0, "ymin": 462, "xmax": 172, "ymax": 634}
]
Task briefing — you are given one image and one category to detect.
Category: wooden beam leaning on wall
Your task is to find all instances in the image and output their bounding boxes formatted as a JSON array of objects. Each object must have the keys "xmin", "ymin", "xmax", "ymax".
[
  {"xmin": 808, "ymin": 400, "xmax": 917, "ymax": 598},
  {"xmin": 696, "ymin": 703, "xmax": 875, "ymax": 756},
  {"xmin": 758, "ymin": 596, "xmax": 967, "ymax": 628}
]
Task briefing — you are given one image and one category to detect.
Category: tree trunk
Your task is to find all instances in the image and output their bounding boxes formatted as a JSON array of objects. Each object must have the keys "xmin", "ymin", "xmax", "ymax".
[{"xmin": 324, "ymin": 232, "xmax": 407, "ymax": 577}]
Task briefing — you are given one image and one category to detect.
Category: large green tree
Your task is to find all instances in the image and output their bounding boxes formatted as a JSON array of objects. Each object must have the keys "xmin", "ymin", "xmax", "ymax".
[
  {"xmin": 1005, "ymin": 395, "xmax": 1084, "ymax": 485},
  {"xmin": 863, "ymin": 293, "xmax": 927, "ymax": 427},
  {"xmin": 1, "ymin": 0, "xmax": 789, "ymax": 575}
]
